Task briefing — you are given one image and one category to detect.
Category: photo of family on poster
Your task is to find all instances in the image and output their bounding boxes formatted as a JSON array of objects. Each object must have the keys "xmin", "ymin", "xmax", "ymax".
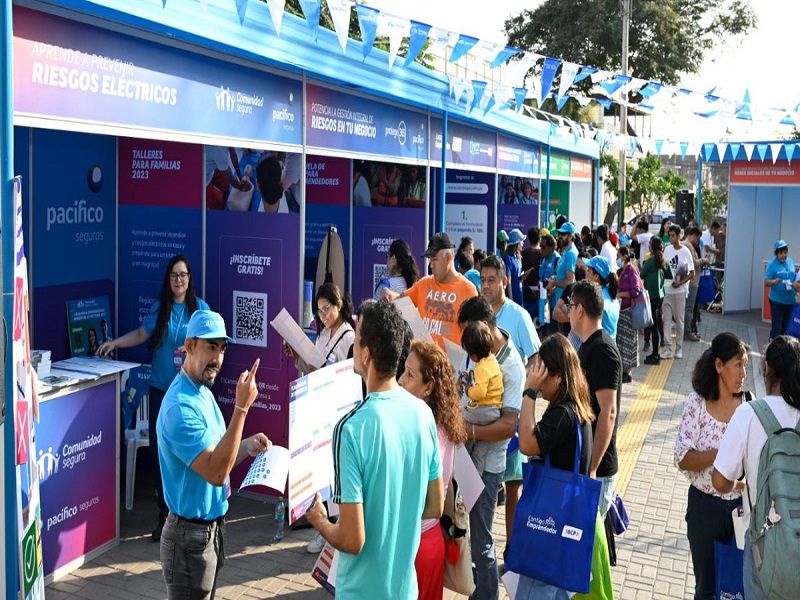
[
  {"xmin": 498, "ymin": 173, "xmax": 540, "ymax": 205},
  {"xmin": 352, "ymin": 160, "xmax": 426, "ymax": 208}
]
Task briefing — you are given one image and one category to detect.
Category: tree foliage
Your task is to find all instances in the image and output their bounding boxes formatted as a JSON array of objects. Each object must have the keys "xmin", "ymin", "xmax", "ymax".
[
  {"xmin": 504, "ymin": 0, "xmax": 757, "ymax": 85},
  {"xmin": 602, "ymin": 153, "xmax": 689, "ymax": 219},
  {"xmin": 700, "ymin": 179, "xmax": 728, "ymax": 225}
]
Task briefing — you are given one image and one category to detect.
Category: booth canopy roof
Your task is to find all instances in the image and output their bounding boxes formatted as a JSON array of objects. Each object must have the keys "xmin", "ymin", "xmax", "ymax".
[{"xmin": 29, "ymin": 0, "xmax": 598, "ymax": 160}]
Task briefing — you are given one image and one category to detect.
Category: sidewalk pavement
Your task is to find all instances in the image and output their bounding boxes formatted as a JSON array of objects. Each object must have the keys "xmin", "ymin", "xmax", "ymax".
[{"xmin": 44, "ymin": 309, "xmax": 771, "ymax": 600}]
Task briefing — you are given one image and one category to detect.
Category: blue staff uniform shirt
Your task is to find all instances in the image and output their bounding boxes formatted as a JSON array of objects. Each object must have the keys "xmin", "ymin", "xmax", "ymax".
[
  {"xmin": 554, "ymin": 243, "xmax": 578, "ymax": 304},
  {"xmin": 601, "ymin": 286, "xmax": 620, "ymax": 339},
  {"xmin": 503, "ymin": 253, "xmax": 524, "ymax": 305},
  {"xmin": 766, "ymin": 256, "xmax": 796, "ymax": 305},
  {"xmin": 157, "ymin": 371, "xmax": 228, "ymax": 520},
  {"xmin": 143, "ymin": 298, "xmax": 210, "ymax": 390},
  {"xmin": 496, "ymin": 298, "xmax": 541, "ymax": 363}
]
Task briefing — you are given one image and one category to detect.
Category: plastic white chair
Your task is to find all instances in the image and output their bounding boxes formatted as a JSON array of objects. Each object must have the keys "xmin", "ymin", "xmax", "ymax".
[{"xmin": 125, "ymin": 394, "xmax": 149, "ymax": 510}]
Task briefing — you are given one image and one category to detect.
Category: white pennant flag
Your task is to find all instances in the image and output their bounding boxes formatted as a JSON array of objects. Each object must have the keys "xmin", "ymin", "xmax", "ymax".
[
  {"xmin": 471, "ymin": 40, "xmax": 505, "ymax": 65},
  {"xmin": 512, "ymin": 52, "xmax": 541, "ymax": 87},
  {"xmin": 328, "ymin": 0, "xmax": 352, "ymax": 54},
  {"xmin": 743, "ymin": 143, "xmax": 755, "ymax": 161},
  {"xmin": 266, "ymin": 0, "xmax": 286, "ymax": 35},
  {"xmin": 428, "ymin": 27, "xmax": 458, "ymax": 51},
  {"xmin": 770, "ymin": 142, "xmax": 783, "ymax": 164},
  {"xmin": 557, "ymin": 62, "xmax": 580, "ymax": 104},
  {"xmin": 449, "ymin": 76, "xmax": 469, "ymax": 104},
  {"xmin": 377, "ymin": 12, "xmax": 410, "ymax": 69},
  {"xmin": 591, "ymin": 69, "xmax": 614, "ymax": 84},
  {"xmin": 716, "ymin": 142, "xmax": 728, "ymax": 162}
]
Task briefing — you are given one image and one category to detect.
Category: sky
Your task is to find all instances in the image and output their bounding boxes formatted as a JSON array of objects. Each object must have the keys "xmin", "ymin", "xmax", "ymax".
[{"xmin": 366, "ymin": 0, "xmax": 800, "ymax": 143}]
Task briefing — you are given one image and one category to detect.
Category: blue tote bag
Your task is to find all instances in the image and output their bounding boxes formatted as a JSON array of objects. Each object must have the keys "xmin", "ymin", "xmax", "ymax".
[
  {"xmin": 785, "ymin": 302, "xmax": 800, "ymax": 338},
  {"xmin": 697, "ymin": 266, "xmax": 716, "ymax": 304},
  {"xmin": 714, "ymin": 539, "xmax": 744, "ymax": 600},
  {"xmin": 505, "ymin": 416, "xmax": 601, "ymax": 594}
]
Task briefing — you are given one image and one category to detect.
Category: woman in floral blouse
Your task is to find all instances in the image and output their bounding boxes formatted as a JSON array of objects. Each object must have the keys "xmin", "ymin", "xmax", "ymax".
[{"xmin": 674, "ymin": 332, "xmax": 749, "ymax": 600}]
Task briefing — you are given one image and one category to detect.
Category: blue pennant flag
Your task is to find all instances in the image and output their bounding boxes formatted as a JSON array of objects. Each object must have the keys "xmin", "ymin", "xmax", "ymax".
[
  {"xmin": 629, "ymin": 137, "xmax": 638, "ymax": 156},
  {"xmin": 680, "ymin": 142, "xmax": 689, "ymax": 160},
  {"xmin": 470, "ymin": 81, "xmax": 487, "ymax": 113},
  {"xmin": 483, "ymin": 94, "xmax": 496, "ymax": 115},
  {"xmin": 756, "ymin": 144, "xmax": 768, "ymax": 162},
  {"xmin": 654, "ymin": 140, "xmax": 664, "ymax": 155},
  {"xmin": 599, "ymin": 77, "xmax": 626, "ymax": 97},
  {"xmin": 786, "ymin": 144, "xmax": 797, "ymax": 164},
  {"xmin": 514, "ymin": 87, "xmax": 527, "ymax": 113},
  {"xmin": 298, "ymin": 0, "xmax": 321, "ymax": 40},
  {"xmin": 703, "ymin": 143, "xmax": 714, "ymax": 162},
  {"xmin": 736, "ymin": 103, "xmax": 753, "ymax": 121},
  {"xmin": 596, "ymin": 98, "xmax": 612, "ymax": 110},
  {"xmin": 639, "ymin": 82, "xmax": 662, "ymax": 98},
  {"xmin": 574, "ymin": 66, "xmax": 595, "ymax": 83},
  {"xmin": 162, "ymin": 0, "xmax": 167, "ymax": 6},
  {"xmin": 234, "ymin": 0, "xmax": 249, "ymax": 24},
  {"xmin": 556, "ymin": 94, "xmax": 569, "ymax": 111},
  {"xmin": 540, "ymin": 57, "xmax": 561, "ymax": 104},
  {"xmin": 404, "ymin": 21, "xmax": 431, "ymax": 67},
  {"xmin": 356, "ymin": 4, "xmax": 379, "ymax": 59},
  {"xmin": 729, "ymin": 143, "xmax": 741, "ymax": 161},
  {"xmin": 490, "ymin": 46, "xmax": 522, "ymax": 69},
  {"xmin": 449, "ymin": 34, "xmax": 479, "ymax": 63}
]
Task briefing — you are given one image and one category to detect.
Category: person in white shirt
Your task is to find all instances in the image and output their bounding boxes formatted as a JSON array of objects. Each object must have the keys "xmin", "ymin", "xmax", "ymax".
[
  {"xmin": 700, "ymin": 221, "xmax": 721, "ymax": 263},
  {"xmin": 597, "ymin": 224, "xmax": 617, "ymax": 267},
  {"xmin": 661, "ymin": 225, "xmax": 694, "ymax": 360},
  {"xmin": 634, "ymin": 220, "xmax": 653, "ymax": 266}
]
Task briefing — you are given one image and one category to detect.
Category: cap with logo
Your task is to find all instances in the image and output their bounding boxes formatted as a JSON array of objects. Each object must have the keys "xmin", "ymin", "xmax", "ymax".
[
  {"xmin": 586, "ymin": 256, "xmax": 611, "ymax": 280},
  {"xmin": 423, "ymin": 232, "xmax": 456, "ymax": 258},
  {"xmin": 186, "ymin": 310, "xmax": 236, "ymax": 344},
  {"xmin": 557, "ymin": 222, "xmax": 577, "ymax": 235}
]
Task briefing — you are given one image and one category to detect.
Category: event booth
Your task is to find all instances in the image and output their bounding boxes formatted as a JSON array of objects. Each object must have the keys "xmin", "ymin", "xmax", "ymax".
[{"xmin": 2, "ymin": 0, "xmax": 600, "ymax": 593}]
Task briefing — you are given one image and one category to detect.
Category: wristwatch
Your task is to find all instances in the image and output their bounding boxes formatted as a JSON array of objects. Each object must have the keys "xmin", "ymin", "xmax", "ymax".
[{"xmin": 523, "ymin": 388, "xmax": 537, "ymax": 400}]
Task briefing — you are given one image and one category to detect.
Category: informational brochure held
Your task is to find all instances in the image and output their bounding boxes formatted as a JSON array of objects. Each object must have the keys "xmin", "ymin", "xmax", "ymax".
[{"xmin": 66, "ymin": 296, "xmax": 112, "ymax": 357}]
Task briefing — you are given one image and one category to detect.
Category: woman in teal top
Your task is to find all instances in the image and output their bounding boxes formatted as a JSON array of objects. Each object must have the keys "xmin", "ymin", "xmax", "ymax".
[
  {"xmin": 97, "ymin": 254, "xmax": 209, "ymax": 540},
  {"xmin": 584, "ymin": 255, "xmax": 620, "ymax": 339},
  {"xmin": 765, "ymin": 239, "xmax": 798, "ymax": 340}
]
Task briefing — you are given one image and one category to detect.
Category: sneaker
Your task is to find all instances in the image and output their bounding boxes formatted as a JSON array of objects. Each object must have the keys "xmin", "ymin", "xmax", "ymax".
[
  {"xmin": 642, "ymin": 340, "xmax": 651, "ymax": 353},
  {"xmin": 644, "ymin": 354, "xmax": 661, "ymax": 365},
  {"xmin": 307, "ymin": 532, "xmax": 326, "ymax": 554},
  {"xmin": 660, "ymin": 348, "xmax": 673, "ymax": 360},
  {"xmin": 685, "ymin": 333, "xmax": 700, "ymax": 342},
  {"xmin": 497, "ymin": 484, "xmax": 506, "ymax": 507},
  {"xmin": 675, "ymin": 347, "xmax": 683, "ymax": 359},
  {"xmin": 152, "ymin": 514, "xmax": 166, "ymax": 542},
  {"xmin": 622, "ymin": 372, "xmax": 633, "ymax": 383}
]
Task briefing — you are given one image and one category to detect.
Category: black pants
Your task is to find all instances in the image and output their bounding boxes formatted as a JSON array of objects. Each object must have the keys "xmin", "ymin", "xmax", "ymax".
[
  {"xmin": 647, "ymin": 297, "xmax": 664, "ymax": 353},
  {"xmin": 685, "ymin": 485, "xmax": 740, "ymax": 600},
  {"xmin": 149, "ymin": 385, "xmax": 169, "ymax": 519}
]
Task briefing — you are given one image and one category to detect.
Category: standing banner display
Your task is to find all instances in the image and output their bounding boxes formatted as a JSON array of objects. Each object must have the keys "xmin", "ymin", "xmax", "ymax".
[
  {"xmin": 497, "ymin": 134, "xmax": 542, "ymax": 234},
  {"xmin": 117, "ymin": 137, "xmax": 204, "ymax": 366},
  {"xmin": 13, "ymin": 176, "xmax": 46, "ymax": 600},
  {"xmin": 205, "ymin": 154, "xmax": 301, "ymax": 488},
  {"xmin": 30, "ymin": 129, "xmax": 116, "ymax": 360},
  {"xmin": 13, "ymin": 7, "xmax": 302, "ymax": 146}
]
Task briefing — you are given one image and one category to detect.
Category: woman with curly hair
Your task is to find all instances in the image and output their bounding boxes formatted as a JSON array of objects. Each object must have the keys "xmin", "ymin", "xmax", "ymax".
[{"xmin": 399, "ymin": 340, "xmax": 468, "ymax": 600}]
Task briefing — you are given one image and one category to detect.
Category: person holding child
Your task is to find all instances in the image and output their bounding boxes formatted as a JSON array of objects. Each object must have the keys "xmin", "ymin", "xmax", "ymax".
[{"xmin": 460, "ymin": 321, "xmax": 505, "ymax": 427}]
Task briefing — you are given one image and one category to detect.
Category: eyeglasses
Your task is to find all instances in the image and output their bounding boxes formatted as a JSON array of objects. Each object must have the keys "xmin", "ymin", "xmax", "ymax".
[
  {"xmin": 566, "ymin": 302, "xmax": 581, "ymax": 313},
  {"xmin": 317, "ymin": 304, "xmax": 334, "ymax": 317},
  {"xmin": 169, "ymin": 272, "xmax": 189, "ymax": 281}
]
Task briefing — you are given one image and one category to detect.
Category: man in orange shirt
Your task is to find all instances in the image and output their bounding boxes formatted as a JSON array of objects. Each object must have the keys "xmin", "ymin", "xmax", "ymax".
[{"xmin": 381, "ymin": 232, "xmax": 477, "ymax": 349}]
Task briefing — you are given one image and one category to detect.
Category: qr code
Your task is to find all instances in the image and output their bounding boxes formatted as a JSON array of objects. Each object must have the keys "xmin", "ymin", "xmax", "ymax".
[
  {"xmin": 373, "ymin": 264, "xmax": 389, "ymax": 292},
  {"xmin": 233, "ymin": 291, "xmax": 268, "ymax": 347}
]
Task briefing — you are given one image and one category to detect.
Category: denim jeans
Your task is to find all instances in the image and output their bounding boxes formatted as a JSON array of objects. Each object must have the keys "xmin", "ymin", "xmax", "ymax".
[
  {"xmin": 160, "ymin": 513, "xmax": 226, "ymax": 600},
  {"xmin": 469, "ymin": 469, "xmax": 504, "ymax": 600}
]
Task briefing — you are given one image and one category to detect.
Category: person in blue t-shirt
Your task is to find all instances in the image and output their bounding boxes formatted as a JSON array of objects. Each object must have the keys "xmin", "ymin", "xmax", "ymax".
[
  {"xmin": 503, "ymin": 228, "xmax": 527, "ymax": 305},
  {"xmin": 584, "ymin": 256, "xmax": 621, "ymax": 340},
  {"xmin": 547, "ymin": 222, "xmax": 578, "ymax": 332},
  {"xmin": 765, "ymin": 239, "xmax": 800, "ymax": 340},
  {"xmin": 97, "ymin": 254, "xmax": 210, "ymax": 540}
]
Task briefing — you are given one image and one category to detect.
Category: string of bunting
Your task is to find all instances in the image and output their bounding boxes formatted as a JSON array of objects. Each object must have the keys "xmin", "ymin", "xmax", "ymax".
[{"xmin": 173, "ymin": 0, "xmax": 798, "ymax": 162}]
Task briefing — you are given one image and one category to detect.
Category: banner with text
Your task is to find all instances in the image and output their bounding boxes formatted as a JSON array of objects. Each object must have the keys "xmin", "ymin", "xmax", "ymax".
[
  {"xmin": 497, "ymin": 134, "xmax": 540, "ymax": 176},
  {"xmin": 305, "ymin": 156, "xmax": 351, "ymax": 282},
  {"xmin": 431, "ymin": 168, "xmax": 496, "ymax": 254},
  {"xmin": 13, "ymin": 6, "xmax": 302, "ymax": 146},
  {"xmin": 729, "ymin": 160, "xmax": 800, "ymax": 185},
  {"xmin": 306, "ymin": 84, "xmax": 428, "ymax": 160},
  {"xmin": 430, "ymin": 118, "xmax": 497, "ymax": 169}
]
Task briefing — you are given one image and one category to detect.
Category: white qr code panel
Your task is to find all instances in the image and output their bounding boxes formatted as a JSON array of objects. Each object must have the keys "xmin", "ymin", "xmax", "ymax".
[
  {"xmin": 373, "ymin": 264, "xmax": 388, "ymax": 293},
  {"xmin": 233, "ymin": 291, "xmax": 268, "ymax": 347}
]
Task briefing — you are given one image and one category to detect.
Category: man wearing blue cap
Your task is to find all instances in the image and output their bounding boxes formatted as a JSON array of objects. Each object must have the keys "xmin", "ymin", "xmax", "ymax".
[
  {"xmin": 157, "ymin": 310, "xmax": 271, "ymax": 599},
  {"xmin": 546, "ymin": 222, "xmax": 579, "ymax": 332}
]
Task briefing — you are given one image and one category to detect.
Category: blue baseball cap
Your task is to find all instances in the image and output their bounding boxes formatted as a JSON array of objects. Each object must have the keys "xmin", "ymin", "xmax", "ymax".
[
  {"xmin": 508, "ymin": 228, "xmax": 525, "ymax": 245},
  {"xmin": 775, "ymin": 239, "xmax": 788, "ymax": 251},
  {"xmin": 186, "ymin": 310, "xmax": 236, "ymax": 343},
  {"xmin": 586, "ymin": 256, "xmax": 611, "ymax": 280},
  {"xmin": 557, "ymin": 222, "xmax": 576, "ymax": 235}
]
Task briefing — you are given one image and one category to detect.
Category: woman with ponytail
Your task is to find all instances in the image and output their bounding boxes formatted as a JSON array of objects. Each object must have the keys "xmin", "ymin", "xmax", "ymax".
[{"xmin": 374, "ymin": 238, "xmax": 420, "ymax": 300}]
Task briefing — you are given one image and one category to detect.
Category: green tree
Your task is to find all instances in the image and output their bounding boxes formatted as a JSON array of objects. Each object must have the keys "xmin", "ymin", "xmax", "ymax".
[
  {"xmin": 660, "ymin": 170, "xmax": 690, "ymax": 208},
  {"xmin": 699, "ymin": 179, "xmax": 728, "ymax": 225},
  {"xmin": 627, "ymin": 154, "xmax": 663, "ymax": 217},
  {"xmin": 504, "ymin": 0, "xmax": 756, "ymax": 85}
]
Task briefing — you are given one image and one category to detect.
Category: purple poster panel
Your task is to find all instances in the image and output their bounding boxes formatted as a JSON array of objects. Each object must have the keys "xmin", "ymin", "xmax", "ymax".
[
  {"xmin": 497, "ymin": 173, "xmax": 540, "ymax": 233},
  {"xmin": 117, "ymin": 138, "xmax": 204, "ymax": 365},
  {"xmin": 351, "ymin": 208, "xmax": 426, "ymax": 306},
  {"xmin": 205, "ymin": 211, "xmax": 300, "ymax": 492},
  {"xmin": 305, "ymin": 156, "xmax": 351, "ymax": 282},
  {"xmin": 38, "ymin": 381, "xmax": 117, "ymax": 576},
  {"xmin": 430, "ymin": 118, "xmax": 497, "ymax": 169},
  {"xmin": 31, "ymin": 129, "xmax": 117, "ymax": 360},
  {"xmin": 497, "ymin": 134, "xmax": 540, "ymax": 176}
]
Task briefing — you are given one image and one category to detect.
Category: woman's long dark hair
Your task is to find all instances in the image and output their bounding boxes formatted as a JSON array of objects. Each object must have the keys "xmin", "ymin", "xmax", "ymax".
[
  {"xmin": 650, "ymin": 236, "xmax": 666, "ymax": 269},
  {"xmin": 538, "ymin": 334, "xmax": 595, "ymax": 424},
  {"xmin": 764, "ymin": 335, "xmax": 800, "ymax": 410},
  {"xmin": 389, "ymin": 239, "xmax": 420, "ymax": 289},
  {"xmin": 692, "ymin": 332, "xmax": 749, "ymax": 401},
  {"xmin": 150, "ymin": 254, "xmax": 200, "ymax": 353},
  {"xmin": 315, "ymin": 282, "xmax": 355, "ymax": 331}
]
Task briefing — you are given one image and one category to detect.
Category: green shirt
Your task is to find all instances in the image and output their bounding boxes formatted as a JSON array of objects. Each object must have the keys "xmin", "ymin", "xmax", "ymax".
[{"xmin": 640, "ymin": 257, "xmax": 673, "ymax": 300}]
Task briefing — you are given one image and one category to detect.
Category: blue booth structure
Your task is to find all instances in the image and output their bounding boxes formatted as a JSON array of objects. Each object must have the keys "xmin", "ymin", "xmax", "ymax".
[{"xmin": 1, "ymin": 0, "xmax": 600, "ymax": 593}]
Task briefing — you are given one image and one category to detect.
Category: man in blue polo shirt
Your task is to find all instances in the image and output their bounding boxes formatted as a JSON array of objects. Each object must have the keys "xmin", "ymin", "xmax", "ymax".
[
  {"xmin": 157, "ymin": 310, "xmax": 271, "ymax": 600},
  {"xmin": 547, "ymin": 221, "xmax": 579, "ymax": 333}
]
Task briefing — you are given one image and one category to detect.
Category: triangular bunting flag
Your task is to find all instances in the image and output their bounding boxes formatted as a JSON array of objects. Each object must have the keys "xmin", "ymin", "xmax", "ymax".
[
  {"xmin": 404, "ymin": 21, "xmax": 431, "ymax": 67},
  {"xmin": 490, "ymin": 46, "xmax": 521, "ymax": 69},
  {"xmin": 429, "ymin": 27, "xmax": 457, "ymax": 49},
  {"xmin": 556, "ymin": 94, "xmax": 569, "ymax": 111},
  {"xmin": 471, "ymin": 40, "xmax": 505, "ymax": 65},
  {"xmin": 162, "ymin": 0, "xmax": 167, "ymax": 7},
  {"xmin": 599, "ymin": 76, "xmax": 629, "ymax": 98},
  {"xmin": 743, "ymin": 143, "xmax": 755, "ymax": 161},
  {"xmin": 514, "ymin": 87, "xmax": 527, "ymax": 113},
  {"xmin": 235, "ymin": 0, "xmax": 250, "ymax": 25},
  {"xmin": 356, "ymin": 4, "xmax": 380, "ymax": 59},
  {"xmin": 702, "ymin": 143, "xmax": 715, "ymax": 162},
  {"xmin": 470, "ymin": 81, "xmax": 488, "ymax": 113},
  {"xmin": 629, "ymin": 136, "xmax": 638, "ymax": 157},
  {"xmin": 639, "ymin": 82, "xmax": 662, "ymax": 98},
  {"xmin": 377, "ymin": 12, "xmax": 410, "ymax": 69},
  {"xmin": 786, "ymin": 144, "xmax": 797, "ymax": 164},
  {"xmin": 556, "ymin": 63, "xmax": 580, "ymax": 106},
  {"xmin": 328, "ymin": 0, "xmax": 352, "ymax": 54},
  {"xmin": 482, "ymin": 93, "xmax": 497, "ymax": 116},
  {"xmin": 511, "ymin": 52, "xmax": 542, "ymax": 86},
  {"xmin": 654, "ymin": 139, "xmax": 664, "ymax": 156},
  {"xmin": 449, "ymin": 77, "xmax": 469, "ymax": 104},
  {"xmin": 540, "ymin": 57, "xmax": 561, "ymax": 104},
  {"xmin": 591, "ymin": 69, "xmax": 614, "ymax": 83},
  {"xmin": 596, "ymin": 98, "xmax": 612, "ymax": 110},
  {"xmin": 729, "ymin": 143, "xmax": 741, "ymax": 161},
  {"xmin": 298, "ymin": 0, "xmax": 321, "ymax": 41},
  {"xmin": 770, "ymin": 143, "xmax": 783, "ymax": 164},
  {"xmin": 743, "ymin": 88, "xmax": 751, "ymax": 104},
  {"xmin": 716, "ymin": 142, "xmax": 728, "ymax": 162},
  {"xmin": 449, "ymin": 34, "xmax": 479, "ymax": 63},
  {"xmin": 756, "ymin": 144, "xmax": 768, "ymax": 162},
  {"xmin": 680, "ymin": 142, "xmax": 689, "ymax": 160},
  {"xmin": 264, "ymin": 0, "xmax": 284, "ymax": 32},
  {"xmin": 573, "ymin": 66, "xmax": 595, "ymax": 83}
]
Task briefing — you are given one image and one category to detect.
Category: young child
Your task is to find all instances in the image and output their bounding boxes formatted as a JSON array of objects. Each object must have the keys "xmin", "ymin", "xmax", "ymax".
[{"xmin": 460, "ymin": 321, "xmax": 504, "ymax": 425}]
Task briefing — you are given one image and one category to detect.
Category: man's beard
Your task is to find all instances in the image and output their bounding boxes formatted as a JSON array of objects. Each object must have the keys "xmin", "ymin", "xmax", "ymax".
[{"xmin": 200, "ymin": 363, "xmax": 220, "ymax": 387}]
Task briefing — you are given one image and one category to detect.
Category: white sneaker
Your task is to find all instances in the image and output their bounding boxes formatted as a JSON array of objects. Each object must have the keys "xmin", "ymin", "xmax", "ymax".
[
  {"xmin": 660, "ymin": 348, "xmax": 673, "ymax": 360},
  {"xmin": 675, "ymin": 347, "xmax": 683, "ymax": 359},
  {"xmin": 307, "ymin": 532, "xmax": 325, "ymax": 553}
]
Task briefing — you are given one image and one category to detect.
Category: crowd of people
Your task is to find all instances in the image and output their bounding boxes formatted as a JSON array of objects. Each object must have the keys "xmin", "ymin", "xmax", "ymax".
[{"xmin": 113, "ymin": 211, "xmax": 799, "ymax": 599}]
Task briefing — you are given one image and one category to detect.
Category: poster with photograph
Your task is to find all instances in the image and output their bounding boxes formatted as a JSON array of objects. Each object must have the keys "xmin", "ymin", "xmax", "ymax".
[{"xmin": 66, "ymin": 296, "xmax": 112, "ymax": 357}]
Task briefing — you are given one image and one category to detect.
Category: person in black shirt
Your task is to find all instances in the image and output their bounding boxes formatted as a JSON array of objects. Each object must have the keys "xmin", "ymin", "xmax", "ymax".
[{"xmin": 569, "ymin": 280, "xmax": 622, "ymax": 517}]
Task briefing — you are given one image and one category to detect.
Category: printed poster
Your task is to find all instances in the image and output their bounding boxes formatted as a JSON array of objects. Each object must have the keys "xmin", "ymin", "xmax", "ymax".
[{"xmin": 67, "ymin": 296, "xmax": 112, "ymax": 357}]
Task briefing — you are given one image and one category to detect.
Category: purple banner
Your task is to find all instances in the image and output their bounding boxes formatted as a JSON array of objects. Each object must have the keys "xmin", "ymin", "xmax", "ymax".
[
  {"xmin": 205, "ymin": 211, "xmax": 301, "ymax": 492},
  {"xmin": 38, "ymin": 380, "xmax": 117, "ymax": 576},
  {"xmin": 430, "ymin": 118, "xmax": 497, "ymax": 169},
  {"xmin": 306, "ymin": 84, "xmax": 427, "ymax": 160},
  {"xmin": 351, "ymin": 207, "xmax": 426, "ymax": 306},
  {"xmin": 498, "ymin": 204, "xmax": 539, "ymax": 234}
]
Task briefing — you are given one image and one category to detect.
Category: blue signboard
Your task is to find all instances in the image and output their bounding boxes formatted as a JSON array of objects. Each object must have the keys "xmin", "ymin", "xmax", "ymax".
[
  {"xmin": 306, "ymin": 84, "xmax": 428, "ymax": 160},
  {"xmin": 497, "ymin": 134, "xmax": 541, "ymax": 175},
  {"xmin": 13, "ymin": 7, "xmax": 302, "ymax": 146},
  {"xmin": 430, "ymin": 118, "xmax": 497, "ymax": 169}
]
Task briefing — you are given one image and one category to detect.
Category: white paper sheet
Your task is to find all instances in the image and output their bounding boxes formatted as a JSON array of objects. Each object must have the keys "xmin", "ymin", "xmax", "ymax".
[
  {"xmin": 52, "ymin": 356, "xmax": 141, "ymax": 378},
  {"xmin": 327, "ymin": 549, "xmax": 340, "ymax": 586},
  {"xmin": 502, "ymin": 569, "xmax": 520, "ymax": 598},
  {"xmin": 239, "ymin": 446, "xmax": 290, "ymax": 493},
  {"xmin": 443, "ymin": 338, "xmax": 467, "ymax": 373},
  {"xmin": 393, "ymin": 296, "xmax": 434, "ymax": 343},
  {"xmin": 270, "ymin": 308, "xmax": 326, "ymax": 368},
  {"xmin": 455, "ymin": 445, "xmax": 485, "ymax": 512}
]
